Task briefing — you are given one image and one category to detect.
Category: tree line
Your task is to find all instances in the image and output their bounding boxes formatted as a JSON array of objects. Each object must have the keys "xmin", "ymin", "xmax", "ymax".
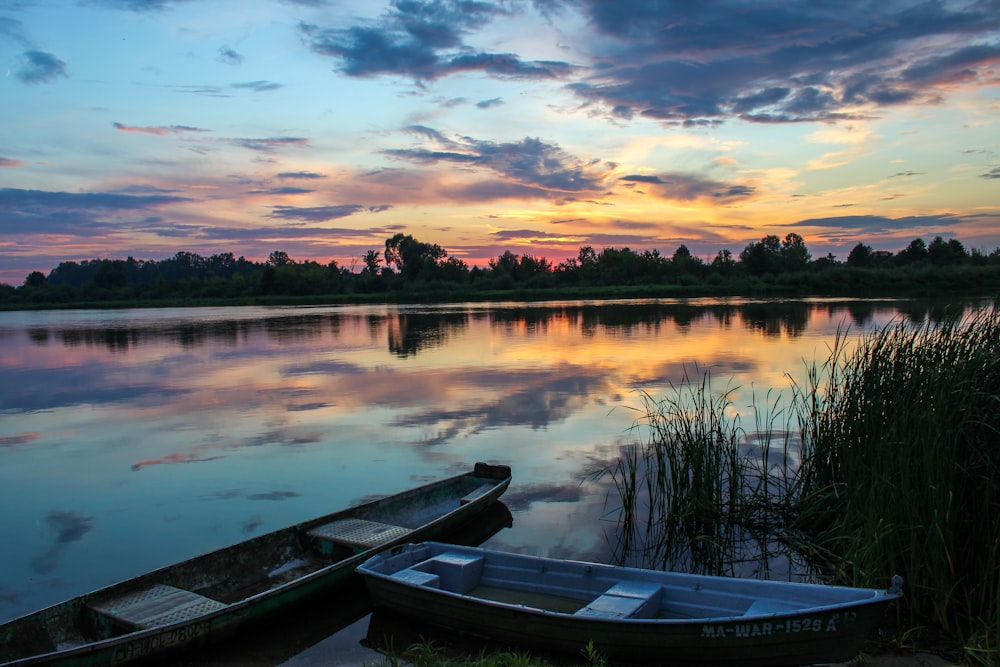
[{"xmin": 4, "ymin": 232, "xmax": 1000, "ymax": 306}]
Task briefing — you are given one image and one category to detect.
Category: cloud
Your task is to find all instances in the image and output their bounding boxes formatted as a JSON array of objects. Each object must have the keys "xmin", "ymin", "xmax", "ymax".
[
  {"xmin": 217, "ymin": 45, "xmax": 244, "ymax": 66},
  {"xmin": 299, "ymin": 0, "xmax": 574, "ymax": 81},
  {"xmin": 0, "ymin": 432, "xmax": 41, "ymax": 448},
  {"xmin": 277, "ymin": 171, "xmax": 327, "ymax": 180},
  {"xmin": 619, "ymin": 172, "xmax": 756, "ymax": 202},
  {"xmin": 231, "ymin": 80, "xmax": 284, "ymax": 92},
  {"xmin": 269, "ymin": 204, "xmax": 392, "ymax": 221},
  {"xmin": 17, "ymin": 50, "xmax": 68, "ymax": 84},
  {"xmin": 476, "ymin": 97, "xmax": 504, "ymax": 109},
  {"xmin": 0, "ymin": 17, "xmax": 31, "ymax": 47},
  {"xmin": 982, "ymin": 167, "xmax": 1000, "ymax": 180},
  {"xmin": 0, "ymin": 188, "xmax": 191, "ymax": 235},
  {"xmin": 113, "ymin": 122, "xmax": 211, "ymax": 136},
  {"xmin": 791, "ymin": 214, "xmax": 963, "ymax": 233},
  {"xmin": 86, "ymin": 0, "xmax": 192, "ymax": 11},
  {"xmin": 231, "ymin": 137, "xmax": 311, "ymax": 152},
  {"xmin": 247, "ymin": 186, "xmax": 314, "ymax": 195},
  {"xmin": 0, "ymin": 157, "xmax": 25, "ymax": 168},
  {"xmin": 385, "ymin": 127, "xmax": 607, "ymax": 194},
  {"xmin": 558, "ymin": 0, "xmax": 1000, "ymax": 125}
]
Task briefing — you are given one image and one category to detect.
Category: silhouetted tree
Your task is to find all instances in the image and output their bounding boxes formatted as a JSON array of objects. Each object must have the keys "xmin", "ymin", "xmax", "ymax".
[
  {"xmin": 897, "ymin": 238, "xmax": 928, "ymax": 264},
  {"xmin": 362, "ymin": 249, "xmax": 382, "ymax": 275},
  {"xmin": 93, "ymin": 260, "xmax": 129, "ymax": 290},
  {"xmin": 780, "ymin": 233, "xmax": 811, "ymax": 271},
  {"xmin": 847, "ymin": 243, "xmax": 874, "ymax": 267},
  {"xmin": 711, "ymin": 249, "xmax": 736, "ymax": 274},
  {"xmin": 740, "ymin": 235, "xmax": 782, "ymax": 275},
  {"xmin": 384, "ymin": 233, "xmax": 447, "ymax": 280},
  {"xmin": 927, "ymin": 236, "xmax": 968, "ymax": 266},
  {"xmin": 23, "ymin": 271, "xmax": 47, "ymax": 288},
  {"xmin": 267, "ymin": 250, "xmax": 293, "ymax": 267}
]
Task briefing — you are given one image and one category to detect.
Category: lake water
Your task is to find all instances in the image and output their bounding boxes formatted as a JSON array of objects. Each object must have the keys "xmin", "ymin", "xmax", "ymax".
[{"xmin": 0, "ymin": 297, "xmax": 975, "ymax": 662}]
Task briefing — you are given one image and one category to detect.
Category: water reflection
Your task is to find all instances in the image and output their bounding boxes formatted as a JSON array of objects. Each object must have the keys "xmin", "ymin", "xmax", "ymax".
[
  {"xmin": 388, "ymin": 312, "xmax": 469, "ymax": 357},
  {"xmin": 30, "ymin": 511, "xmax": 95, "ymax": 575},
  {"xmin": 12, "ymin": 298, "xmax": 964, "ymax": 355},
  {"xmin": 0, "ymin": 297, "xmax": 987, "ymax": 632}
]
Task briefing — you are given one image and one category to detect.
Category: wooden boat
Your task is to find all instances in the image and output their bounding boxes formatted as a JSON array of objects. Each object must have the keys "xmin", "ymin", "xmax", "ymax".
[
  {"xmin": 0, "ymin": 463, "xmax": 511, "ymax": 667},
  {"xmin": 358, "ymin": 541, "xmax": 902, "ymax": 666}
]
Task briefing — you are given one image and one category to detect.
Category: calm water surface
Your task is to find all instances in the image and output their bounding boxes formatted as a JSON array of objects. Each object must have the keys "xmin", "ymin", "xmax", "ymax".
[{"xmin": 0, "ymin": 297, "xmax": 969, "ymax": 661}]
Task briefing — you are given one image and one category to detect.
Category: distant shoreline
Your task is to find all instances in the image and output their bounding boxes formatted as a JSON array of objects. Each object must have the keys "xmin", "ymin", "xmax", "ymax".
[{"xmin": 2, "ymin": 280, "xmax": 997, "ymax": 312}]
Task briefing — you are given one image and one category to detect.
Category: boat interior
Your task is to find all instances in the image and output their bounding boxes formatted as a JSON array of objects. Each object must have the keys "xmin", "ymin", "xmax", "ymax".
[{"xmin": 382, "ymin": 547, "xmax": 871, "ymax": 621}]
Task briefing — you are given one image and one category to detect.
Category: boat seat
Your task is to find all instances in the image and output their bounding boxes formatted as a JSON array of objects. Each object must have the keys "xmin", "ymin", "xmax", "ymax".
[
  {"xmin": 460, "ymin": 484, "xmax": 494, "ymax": 505},
  {"xmin": 88, "ymin": 584, "xmax": 226, "ymax": 630},
  {"xmin": 575, "ymin": 581, "xmax": 662, "ymax": 620},
  {"xmin": 390, "ymin": 568, "xmax": 441, "ymax": 588},
  {"xmin": 307, "ymin": 518, "xmax": 413, "ymax": 550},
  {"xmin": 426, "ymin": 552, "xmax": 484, "ymax": 593}
]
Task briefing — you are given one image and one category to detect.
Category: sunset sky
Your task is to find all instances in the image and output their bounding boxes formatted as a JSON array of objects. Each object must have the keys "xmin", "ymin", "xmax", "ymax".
[{"xmin": 2, "ymin": 0, "xmax": 998, "ymax": 285}]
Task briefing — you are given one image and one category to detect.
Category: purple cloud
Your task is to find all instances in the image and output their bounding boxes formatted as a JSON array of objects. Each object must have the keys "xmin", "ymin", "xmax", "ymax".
[
  {"xmin": 277, "ymin": 171, "xmax": 327, "ymax": 180},
  {"xmin": 269, "ymin": 204, "xmax": 392, "ymax": 221},
  {"xmin": 557, "ymin": 0, "xmax": 1000, "ymax": 124},
  {"xmin": 231, "ymin": 137, "xmax": 310, "ymax": 152},
  {"xmin": 299, "ymin": 0, "xmax": 574, "ymax": 81},
  {"xmin": 385, "ymin": 127, "xmax": 607, "ymax": 194},
  {"xmin": 620, "ymin": 173, "xmax": 755, "ymax": 202}
]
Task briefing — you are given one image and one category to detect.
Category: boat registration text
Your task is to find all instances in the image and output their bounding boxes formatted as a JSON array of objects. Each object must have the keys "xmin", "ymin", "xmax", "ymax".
[{"xmin": 701, "ymin": 611, "xmax": 859, "ymax": 639}]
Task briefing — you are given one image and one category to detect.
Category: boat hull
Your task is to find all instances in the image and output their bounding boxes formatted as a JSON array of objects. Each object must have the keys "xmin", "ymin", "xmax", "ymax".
[
  {"xmin": 359, "ymin": 542, "xmax": 900, "ymax": 666},
  {"xmin": 1, "ymin": 463, "xmax": 511, "ymax": 667}
]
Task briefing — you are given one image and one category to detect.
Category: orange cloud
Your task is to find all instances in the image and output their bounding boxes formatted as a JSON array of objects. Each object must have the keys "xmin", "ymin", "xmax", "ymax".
[{"xmin": 112, "ymin": 122, "xmax": 211, "ymax": 136}]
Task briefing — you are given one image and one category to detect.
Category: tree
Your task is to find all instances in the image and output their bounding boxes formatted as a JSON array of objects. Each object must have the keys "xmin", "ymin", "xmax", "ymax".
[
  {"xmin": 740, "ymin": 235, "xmax": 782, "ymax": 275},
  {"xmin": 711, "ymin": 249, "xmax": 735, "ymax": 274},
  {"xmin": 93, "ymin": 259, "xmax": 129, "ymax": 290},
  {"xmin": 437, "ymin": 256, "xmax": 469, "ymax": 283},
  {"xmin": 384, "ymin": 233, "xmax": 447, "ymax": 280},
  {"xmin": 362, "ymin": 249, "xmax": 382, "ymax": 275},
  {"xmin": 897, "ymin": 238, "xmax": 928, "ymax": 264},
  {"xmin": 489, "ymin": 250, "xmax": 520, "ymax": 276},
  {"xmin": 927, "ymin": 236, "xmax": 968, "ymax": 266},
  {"xmin": 847, "ymin": 243, "xmax": 874, "ymax": 267},
  {"xmin": 780, "ymin": 233, "xmax": 811, "ymax": 271},
  {"xmin": 267, "ymin": 250, "xmax": 293, "ymax": 267},
  {"xmin": 23, "ymin": 271, "xmax": 47, "ymax": 288}
]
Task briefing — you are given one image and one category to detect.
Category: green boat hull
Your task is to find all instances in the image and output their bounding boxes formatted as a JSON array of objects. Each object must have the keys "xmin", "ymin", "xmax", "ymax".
[{"xmin": 1, "ymin": 463, "xmax": 511, "ymax": 667}]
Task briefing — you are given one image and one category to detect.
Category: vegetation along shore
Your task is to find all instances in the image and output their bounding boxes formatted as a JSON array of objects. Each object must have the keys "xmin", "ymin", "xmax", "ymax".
[
  {"xmin": 3, "ymin": 232, "xmax": 1000, "ymax": 309},
  {"xmin": 604, "ymin": 304, "xmax": 999, "ymax": 665}
]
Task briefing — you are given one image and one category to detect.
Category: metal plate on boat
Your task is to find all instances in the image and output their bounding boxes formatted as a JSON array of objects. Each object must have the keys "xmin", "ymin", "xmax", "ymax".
[
  {"xmin": 307, "ymin": 519, "xmax": 413, "ymax": 548},
  {"xmin": 89, "ymin": 584, "xmax": 226, "ymax": 629}
]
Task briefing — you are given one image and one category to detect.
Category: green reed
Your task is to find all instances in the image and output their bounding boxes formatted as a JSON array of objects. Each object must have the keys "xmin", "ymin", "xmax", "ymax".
[
  {"xmin": 792, "ymin": 304, "xmax": 1000, "ymax": 660},
  {"xmin": 605, "ymin": 304, "xmax": 1000, "ymax": 661},
  {"xmin": 603, "ymin": 372, "xmax": 806, "ymax": 579}
]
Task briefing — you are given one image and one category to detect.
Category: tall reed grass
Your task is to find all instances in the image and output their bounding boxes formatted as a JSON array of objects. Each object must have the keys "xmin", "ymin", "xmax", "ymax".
[
  {"xmin": 605, "ymin": 304, "xmax": 1000, "ymax": 663},
  {"xmin": 792, "ymin": 304, "xmax": 1000, "ymax": 662}
]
